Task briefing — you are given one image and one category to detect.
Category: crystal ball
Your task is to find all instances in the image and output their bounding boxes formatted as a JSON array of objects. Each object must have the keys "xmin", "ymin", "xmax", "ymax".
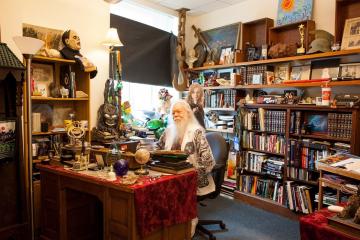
[
  {"xmin": 113, "ymin": 159, "xmax": 129, "ymax": 176},
  {"xmin": 135, "ymin": 148, "xmax": 150, "ymax": 165}
]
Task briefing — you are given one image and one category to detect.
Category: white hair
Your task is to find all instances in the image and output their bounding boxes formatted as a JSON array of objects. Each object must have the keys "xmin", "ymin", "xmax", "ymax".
[{"xmin": 164, "ymin": 100, "xmax": 203, "ymax": 150}]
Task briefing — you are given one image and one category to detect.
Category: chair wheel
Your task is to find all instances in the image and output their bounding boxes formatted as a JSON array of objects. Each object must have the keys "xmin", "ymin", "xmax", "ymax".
[
  {"xmin": 210, "ymin": 236, "xmax": 216, "ymax": 240},
  {"xmin": 220, "ymin": 223, "xmax": 226, "ymax": 229}
]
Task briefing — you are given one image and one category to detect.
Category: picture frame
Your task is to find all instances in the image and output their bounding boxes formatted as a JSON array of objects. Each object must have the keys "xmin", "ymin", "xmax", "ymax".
[
  {"xmin": 341, "ymin": 17, "xmax": 360, "ymax": 50},
  {"xmin": 32, "ymin": 63, "xmax": 54, "ymax": 97},
  {"xmin": 339, "ymin": 63, "xmax": 360, "ymax": 80},
  {"xmin": 276, "ymin": 0, "xmax": 313, "ymax": 26},
  {"xmin": 311, "ymin": 67, "xmax": 340, "ymax": 80},
  {"xmin": 290, "ymin": 65, "xmax": 311, "ymax": 80},
  {"xmin": 219, "ymin": 46, "xmax": 234, "ymax": 65},
  {"xmin": 202, "ymin": 23, "xmax": 241, "ymax": 64},
  {"xmin": 306, "ymin": 114, "xmax": 328, "ymax": 134},
  {"xmin": 274, "ymin": 63, "xmax": 290, "ymax": 83}
]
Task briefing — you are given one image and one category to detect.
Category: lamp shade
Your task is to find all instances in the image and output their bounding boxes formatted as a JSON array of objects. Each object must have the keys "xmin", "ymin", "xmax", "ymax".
[
  {"xmin": 102, "ymin": 28, "xmax": 123, "ymax": 47},
  {"xmin": 13, "ymin": 36, "xmax": 44, "ymax": 55}
]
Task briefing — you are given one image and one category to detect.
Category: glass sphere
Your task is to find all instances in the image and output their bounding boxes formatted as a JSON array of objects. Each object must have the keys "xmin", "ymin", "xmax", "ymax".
[{"xmin": 113, "ymin": 159, "xmax": 129, "ymax": 176}]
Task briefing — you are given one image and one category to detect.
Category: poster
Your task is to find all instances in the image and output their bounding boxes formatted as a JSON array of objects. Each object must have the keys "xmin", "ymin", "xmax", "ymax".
[{"xmin": 276, "ymin": 0, "xmax": 313, "ymax": 26}]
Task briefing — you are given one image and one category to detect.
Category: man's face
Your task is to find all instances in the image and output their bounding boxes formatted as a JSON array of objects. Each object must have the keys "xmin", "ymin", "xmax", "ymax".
[
  {"xmin": 65, "ymin": 30, "xmax": 81, "ymax": 51},
  {"xmin": 191, "ymin": 87, "xmax": 201, "ymax": 104},
  {"xmin": 172, "ymin": 104, "xmax": 188, "ymax": 124}
]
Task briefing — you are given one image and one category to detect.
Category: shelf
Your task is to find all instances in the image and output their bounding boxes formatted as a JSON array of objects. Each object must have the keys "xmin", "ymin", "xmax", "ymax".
[
  {"xmin": 31, "ymin": 97, "xmax": 89, "ymax": 101},
  {"xmin": 32, "ymin": 131, "xmax": 66, "ymax": 135},
  {"xmin": 242, "ymin": 104, "xmax": 356, "ymax": 112},
  {"xmin": 242, "ymin": 148, "xmax": 285, "ymax": 157},
  {"xmin": 245, "ymin": 129, "xmax": 285, "ymax": 135},
  {"xmin": 290, "ymin": 133, "xmax": 351, "ymax": 142},
  {"xmin": 203, "ymin": 86, "xmax": 236, "ymax": 90},
  {"xmin": 204, "ymin": 107, "xmax": 236, "ymax": 111},
  {"xmin": 286, "ymin": 177, "xmax": 318, "ymax": 186},
  {"xmin": 189, "ymin": 49, "xmax": 360, "ymax": 71},
  {"xmin": 234, "ymin": 191, "xmax": 298, "ymax": 220},
  {"xmin": 33, "ymin": 56, "xmax": 76, "ymax": 64},
  {"xmin": 235, "ymin": 80, "xmax": 360, "ymax": 89},
  {"xmin": 238, "ymin": 168, "xmax": 282, "ymax": 180},
  {"xmin": 206, "ymin": 128, "xmax": 234, "ymax": 133}
]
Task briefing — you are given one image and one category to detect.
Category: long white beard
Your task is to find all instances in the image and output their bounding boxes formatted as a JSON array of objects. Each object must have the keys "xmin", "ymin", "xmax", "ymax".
[{"xmin": 174, "ymin": 120, "xmax": 187, "ymax": 142}]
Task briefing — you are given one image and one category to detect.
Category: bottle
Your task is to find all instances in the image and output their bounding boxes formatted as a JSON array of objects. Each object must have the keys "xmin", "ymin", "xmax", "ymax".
[
  {"xmin": 321, "ymin": 83, "xmax": 331, "ymax": 106},
  {"xmin": 69, "ymin": 72, "xmax": 76, "ymax": 98}
]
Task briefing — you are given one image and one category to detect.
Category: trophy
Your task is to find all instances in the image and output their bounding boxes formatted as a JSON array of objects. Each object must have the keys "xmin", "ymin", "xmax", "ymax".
[{"xmin": 297, "ymin": 24, "xmax": 306, "ymax": 55}]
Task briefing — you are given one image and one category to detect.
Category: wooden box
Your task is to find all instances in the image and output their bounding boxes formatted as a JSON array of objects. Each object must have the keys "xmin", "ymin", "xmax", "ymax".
[
  {"xmin": 335, "ymin": 0, "xmax": 360, "ymax": 43},
  {"xmin": 241, "ymin": 18, "xmax": 274, "ymax": 62},
  {"xmin": 269, "ymin": 20, "xmax": 315, "ymax": 55},
  {"xmin": 328, "ymin": 215, "xmax": 360, "ymax": 239}
]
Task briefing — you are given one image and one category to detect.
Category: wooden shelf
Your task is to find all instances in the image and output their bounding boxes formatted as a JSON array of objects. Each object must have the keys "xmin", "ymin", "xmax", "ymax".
[
  {"xmin": 286, "ymin": 177, "xmax": 318, "ymax": 186},
  {"xmin": 290, "ymin": 133, "xmax": 351, "ymax": 142},
  {"xmin": 245, "ymin": 129, "xmax": 285, "ymax": 135},
  {"xmin": 190, "ymin": 49, "xmax": 360, "ymax": 71},
  {"xmin": 33, "ymin": 56, "xmax": 76, "ymax": 64},
  {"xmin": 235, "ymin": 80, "xmax": 360, "ymax": 89},
  {"xmin": 206, "ymin": 128, "xmax": 234, "ymax": 133},
  {"xmin": 242, "ymin": 103, "xmax": 356, "ymax": 112},
  {"xmin": 203, "ymin": 86, "xmax": 236, "ymax": 90},
  {"xmin": 204, "ymin": 107, "xmax": 235, "ymax": 111},
  {"xmin": 234, "ymin": 191, "xmax": 298, "ymax": 220},
  {"xmin": 31, "ymin": 97, "xmax": 89, "ymax": 101},
  {"xmin": 242, "ymin": 148, "xmax": 285, "ymax": 157},
  {"xmin": 32, "ymin": 131, "xmax": 66, "ymax": 135},
  {"xmin": 238, "ymin": 168, "xmax": 282, "ymax": 180}
]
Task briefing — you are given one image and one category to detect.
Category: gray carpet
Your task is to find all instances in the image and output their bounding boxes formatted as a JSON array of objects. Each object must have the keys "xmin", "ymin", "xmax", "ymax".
[{"xmin": 194, "ymin": 195, "xmax": 300, "ymax": 240}]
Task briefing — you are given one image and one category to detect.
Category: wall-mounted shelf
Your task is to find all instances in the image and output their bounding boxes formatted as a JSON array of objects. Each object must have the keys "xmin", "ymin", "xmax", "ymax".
[
  {"xmin": 31, "ymin": 97, "xmax": 89, "ymax": 101},
  {"xmin": 206, "ymin": 128, "xmax": 234, "ymax": 133},
  {"xmin": 33, "ymin": 56, "xmax": 76, "ymax": 64}
]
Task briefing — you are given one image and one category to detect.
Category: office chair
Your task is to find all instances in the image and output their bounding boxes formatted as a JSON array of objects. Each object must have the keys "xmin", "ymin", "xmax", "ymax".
[{"xmin": 196, "ymin": 132, "xmax": 228, "ymax": 240}]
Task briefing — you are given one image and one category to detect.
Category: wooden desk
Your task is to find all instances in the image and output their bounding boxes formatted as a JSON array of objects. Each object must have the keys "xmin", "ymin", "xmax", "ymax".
[
  {"xmin": 318, "ymin": 164, "xmax": 360, "ymax": 210},
  {"xmin": 38, "ymin": 165, "xmax": 196, "ymax": 240}
]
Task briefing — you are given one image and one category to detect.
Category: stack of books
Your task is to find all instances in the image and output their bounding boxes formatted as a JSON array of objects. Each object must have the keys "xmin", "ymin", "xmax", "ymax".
[{"xmin": 149, "ymin": 150, "xmax": 194, "ymax": 174}]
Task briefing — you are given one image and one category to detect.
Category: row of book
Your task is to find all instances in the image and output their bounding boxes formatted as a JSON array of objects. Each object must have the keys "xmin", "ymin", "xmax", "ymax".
[
  {"xmin": 242, "ymin": 131, "xmax": 286, "ymax": 154},
  {"xmin": 243, "ymin": 109, "xmax": 286, "ymax": 133},
  {"xmin": 240, "ymin": 65, "xmax": 273, "ymax": 85},
  {"xmin": 204, "ymin": 89, "xmax": 237, "ymax": 108},
  {"xmin": 241, "ymin": 151, "xmax": 284, "ymax": 178},
  {"xmin": 288, "ymin": 139, "xmax": 332, "ymax": 170},
  {"xmin": 286, "ymin": 166, "xmax": 319, "ymax": 182},
  {"xmin": 285, "ymin": 181, "xmax": 313, "ymax": 214},
  {"xmin": 221, "ymin": 179, "xmax": 236, "ymax": 197},
  {"xmin": 328, "ymin": 113, "xmax": 352, "ymax": 139}
]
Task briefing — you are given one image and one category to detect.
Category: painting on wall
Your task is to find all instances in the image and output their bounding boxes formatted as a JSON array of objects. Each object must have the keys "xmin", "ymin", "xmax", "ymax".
[
  {"xmin": 276, "ymin": 0, "xmax": 313, "ymax": 26},
  {"xmin": 201, "ymin": 23, "xmax": 241, "ymax": 64},
  {"xmin": 23, "ymin": 23, "xmax": 63, "ymax": 57}
]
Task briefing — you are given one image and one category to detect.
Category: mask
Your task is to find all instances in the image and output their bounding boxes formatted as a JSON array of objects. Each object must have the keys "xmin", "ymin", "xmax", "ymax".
[{"xmin": 65, "ymin": 30, "xmax": 81, "ymax": 51}]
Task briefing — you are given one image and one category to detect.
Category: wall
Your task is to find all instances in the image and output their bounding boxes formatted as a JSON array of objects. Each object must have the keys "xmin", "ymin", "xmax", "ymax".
[{"xmin": 0, "ymin": 0, "xmax": 110, "ymax": 128}]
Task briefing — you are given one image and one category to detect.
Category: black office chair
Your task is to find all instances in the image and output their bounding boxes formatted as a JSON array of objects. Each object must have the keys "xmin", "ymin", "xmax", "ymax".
[{"xmin": 196, "ymin": 132, "xmax": 228, "ymax": 240}]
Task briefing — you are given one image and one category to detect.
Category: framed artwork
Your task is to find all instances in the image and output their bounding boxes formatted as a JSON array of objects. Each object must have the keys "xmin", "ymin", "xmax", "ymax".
[
  {"xmin": 23, "ymin": 23, "xmax": 63, "ymax": 56},
  {"xmin": 341, "ymin": 17, "xmax": 360, "ymax": 50},
  {"xmin": 276, "ymin": 0, "xmax": 313, "ymax": 26},
  {"xmin": 307, "ymin": 114, "xmax": 328, "ymax": 134},
  {"xmin": 339, "ymin": 63, "xmax": 360, "ymax": 79},
  {"xmin": 274, "ymin": 63, "xmax": 290, "ymax": 83},
  {"xmin": 290, "ymin": 65, "xmax": 311, "ymax": 80},
  {"xmin": 311, "ymin": 67, "xmax": 339, "ymax": 80},
  {"xmin": 219, "ymin": 46, "xmax": 233, "ymax": 65},
  {"xmin": 201, "ymin": 23, "xmax": 241, "ymax": 64},
  {"xmin": 0, "ymin": 120, "xmax": 16, "ymax": 160},
  {"xmin": 32, "ymin": 63, "xmax": 54, "ymax": 97}
]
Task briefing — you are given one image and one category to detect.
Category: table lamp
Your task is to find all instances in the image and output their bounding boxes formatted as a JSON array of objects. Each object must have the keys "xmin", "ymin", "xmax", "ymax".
[{"xmin": 13, "ymin": 36, "xmax": 44, "ymax": 239}]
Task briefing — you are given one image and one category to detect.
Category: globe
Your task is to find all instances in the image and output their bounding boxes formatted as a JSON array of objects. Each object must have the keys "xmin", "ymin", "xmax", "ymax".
[
  {"xmin": 135, "ymin": 148, "xmax": 150, "ymax": 165},
  {"xmin": 113, "ymin": 159, "xmax": 129, "ymax": 176}
]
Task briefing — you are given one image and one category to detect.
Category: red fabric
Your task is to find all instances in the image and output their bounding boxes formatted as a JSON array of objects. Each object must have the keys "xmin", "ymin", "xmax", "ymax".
[
  {"xmin": 300, "ymin": 208, "xmax": 359, "ymax": 240},
  {"xmin": 38, "ymin": 165, "xmax": 197, "ymax": 237}
]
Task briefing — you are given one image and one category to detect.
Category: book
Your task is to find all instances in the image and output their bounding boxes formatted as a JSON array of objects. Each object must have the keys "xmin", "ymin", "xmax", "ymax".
[{"xmin": 149, "ymin": 165, "xmax": 195, "ymax": 174}]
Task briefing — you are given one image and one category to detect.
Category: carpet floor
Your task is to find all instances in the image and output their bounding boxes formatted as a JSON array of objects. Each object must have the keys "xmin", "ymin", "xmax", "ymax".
[{"xmin": 193, "ymin": 195, "xmax": 300, "ymax": 240}]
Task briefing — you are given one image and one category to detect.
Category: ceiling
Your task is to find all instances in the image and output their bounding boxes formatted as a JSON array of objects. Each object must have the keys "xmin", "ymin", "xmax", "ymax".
[{"xmin": 143, "ymin": 0, "xmax": 247, "ymax": 16}]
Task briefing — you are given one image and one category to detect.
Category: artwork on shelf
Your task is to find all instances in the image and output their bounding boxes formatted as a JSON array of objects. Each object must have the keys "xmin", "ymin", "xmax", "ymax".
[
  {"xmin": 276, "ymin": 0, "xmax": 313, "ymax": 26},
  {"xmin": 23, "ymin": 23, "xmax": 63, "ymax": 58},
  {"xmin": 290, "ymin": 65, "xmax": 311, "ymax": 80},
  {"xmin": 311, "ymin": 67, "xmax": 340, "ymax": 80},
  {"xmin": 202, "ymin": 23, "xmax": 241, "ymax": 64},
  {"xmin": 274, "ymin": 63, "xmax": 290, "ymax": 83},
  {"xmin": 32, "ymin": 63, "xmax": 54, "ymax": 97},
  {"xmin": 339, "ymin": 63, "xmax": 360, "ymax": 80},
  {"xmin": 0, "ymin": 120, "xmax": 16, "ymax": 160},
  {"xmin": 219, "ymin": 46, "xmax": 234, "ymax": 65},
  {"xmin": 32, "ymin": 104, "xmax": 53, "ymax": 127},
  {"xmin": 306, "ymin": 114, "xmax": 328, "ymax": 134},
  {"xmin": 341, "ymin": 17, "xmax": 360, "ymax": 50}
]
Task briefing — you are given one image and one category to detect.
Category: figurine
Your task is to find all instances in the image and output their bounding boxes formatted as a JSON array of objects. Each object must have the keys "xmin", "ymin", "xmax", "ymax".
[
  {"xmin": 186, "ymin": 49, "xmax": 198, "ymax": 69},
  {"xmin": 92, "ymin": 103, "xmax": 120, "ymax": 144},
  {"xmin": 158, "ymin": 88, "xmax": 173, "ymax": 115},
  {"xmin": 60, "ymin": 30, "xmax": 97, "ymax": 78},
  {"xmin": 297, "ymin": 24, "xmax": 305, "ymax": 55},
  {"xmin": 60, "ymin": 86, "xmax": 69, "ymax": 98},
  {"xmin": 338, "ymin": 186, "xmax": 360, "ymax": 224},
  {"xmin": 186, "ymin": 83, "xmax": 205, "ymax": 128}
]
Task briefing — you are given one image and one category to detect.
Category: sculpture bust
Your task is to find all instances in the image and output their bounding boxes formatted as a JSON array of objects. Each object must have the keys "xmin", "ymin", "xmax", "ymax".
[{"xmin": 186, "ymin": 49, "xmax": 198, "ymax": 69}]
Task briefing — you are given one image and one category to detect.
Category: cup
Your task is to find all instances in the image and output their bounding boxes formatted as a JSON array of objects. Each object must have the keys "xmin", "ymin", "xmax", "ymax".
[{"xmin": 321, "ymin": 87, "xmax": 331, "ymax": 106}]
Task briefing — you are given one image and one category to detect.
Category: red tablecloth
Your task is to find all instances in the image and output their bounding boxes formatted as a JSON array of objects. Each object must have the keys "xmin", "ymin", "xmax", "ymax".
[
  {"xmin": 39, "ymin": 165, "xmax": 197, "ymax": 237},
  {"xmin": 300, "ymin": 208, "xmax": 359, "ymax": 240}
]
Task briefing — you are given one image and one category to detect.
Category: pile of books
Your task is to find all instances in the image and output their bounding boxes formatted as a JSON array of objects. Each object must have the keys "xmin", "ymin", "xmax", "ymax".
[{"xmin": 149, "ymin": 150, "xmax": 194, "ymax": 174}]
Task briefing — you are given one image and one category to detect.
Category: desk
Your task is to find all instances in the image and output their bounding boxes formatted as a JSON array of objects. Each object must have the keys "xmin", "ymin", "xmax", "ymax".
[
  {"xmin": 38, "ymin": 164, "xmax": 197, "ymax": 240},
  {"xmin": 300, "ymin": 208, "xmax": 359, "ymax": 240}
]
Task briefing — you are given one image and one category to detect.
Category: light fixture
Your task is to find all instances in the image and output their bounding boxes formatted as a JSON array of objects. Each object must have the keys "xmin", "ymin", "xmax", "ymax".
[
  {"xmin": 102, "ymin": 28, "xmax": 124, "ymax": 50},
  {"xmin": 13, "ymin": 36, "xmax": 44, "ymax": 240}
]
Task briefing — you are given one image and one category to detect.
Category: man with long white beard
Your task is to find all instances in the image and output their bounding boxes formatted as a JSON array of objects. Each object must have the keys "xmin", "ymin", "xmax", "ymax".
[{"xmin": 157, "ymin": 100, "xmax": 215, "ymax": 236}]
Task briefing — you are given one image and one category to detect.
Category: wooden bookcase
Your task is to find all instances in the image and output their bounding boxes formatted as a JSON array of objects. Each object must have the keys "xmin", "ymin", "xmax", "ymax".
[{"xmin": 335, "ymin": 0, "xmax": 360, "ymax": 43}]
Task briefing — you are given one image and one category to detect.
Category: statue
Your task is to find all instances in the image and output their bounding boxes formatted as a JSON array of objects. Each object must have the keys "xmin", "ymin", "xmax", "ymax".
[
  {"xmin": 338, "ymin": 185, "xmax": 360, "ymax": 224},
  {"xmin": 297, "ymin": 24, "xmax": 305, "ymax": 55},
  {"xmin": 158, "ymin": 88, "xmax": 172, "ymax": 115},
  {"xmin": 186, "ymin": 49, "xmax": 198, "ymax": 69},
  {"xmin": 60, "ymin": 29, "xmax": 97, "ymax": 78},
  {"xmin": 92, "ymin": 103, "xmax": 120, "ymax": 144}
]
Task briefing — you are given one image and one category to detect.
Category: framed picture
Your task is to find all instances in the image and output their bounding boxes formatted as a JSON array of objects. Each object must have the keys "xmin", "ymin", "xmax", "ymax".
[
  {"xmin": 339, "ymin": 63, "xmax": 360, "ymax": 80},
  {"xmin": 311, "ymin": 67, "xmax": 340, "ymax": 80},
  {"xmin": 0, "ymin": 120, "xmax": 16, "ymax": 160},
  {"xmin": 32, "ymin": 63, "xmax": 54, "ymax": 97},
  {"xmin": 290, "ymin": 65, "xmax": 311, "ymax": 80},
  {"xmin": 202, "ymin": 23, "xmax": 241, "ymax": 64},
  {"xmin": 341, "ymin": 17, "xmax": 360, "ymax": 50},
  {"xmin": 274, "ymin": 63, "xmax": 290, "ymax": 83},
  {"xmin": 276, "ymin": 0, "xmax": 313, "ymax": 26},
  {"xmin": 306, "ymin": 114, "xmax": 328, "ymax": 134},
  {"xmin": 219, "ymin": 46, "xmax": 233, "ymax": 65}
]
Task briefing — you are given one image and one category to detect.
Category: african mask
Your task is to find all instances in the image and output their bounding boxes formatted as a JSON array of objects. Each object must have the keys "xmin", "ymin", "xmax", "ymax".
[{"xmin": 63, "ymin": 30, "xmax": 81, "ymax": 51}]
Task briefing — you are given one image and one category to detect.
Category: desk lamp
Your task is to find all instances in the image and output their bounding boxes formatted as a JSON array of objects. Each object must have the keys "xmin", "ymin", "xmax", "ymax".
[{"xmin": 13, "ymin": 36, "xmax": 44, "ymax": 239}]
